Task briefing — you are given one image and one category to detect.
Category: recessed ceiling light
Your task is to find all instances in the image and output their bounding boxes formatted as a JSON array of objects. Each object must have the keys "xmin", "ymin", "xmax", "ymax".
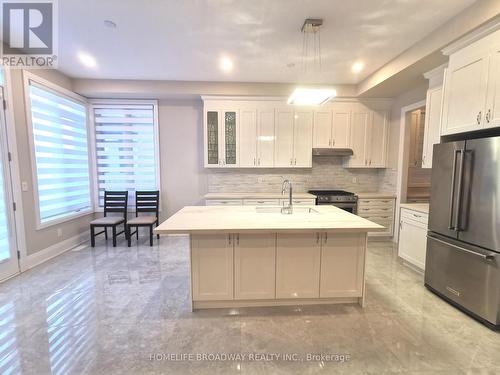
[
  {"xmin": 220, "ymin": 56, "xmax": 233, "ymax": 72},
  {"xmin": 352, "ymin": 62, "xmax": 364, "ymax": 73},
  {"xmin": 287, "ymin": 88, "xmax": 337, "ymax": 106},
  {"xmin": 77, "ymin": 52, "xmax": 97, "ymax": 68},
  {"xmin": 104, "ymin": 20, "xmax": 117, "ymax": 28}
]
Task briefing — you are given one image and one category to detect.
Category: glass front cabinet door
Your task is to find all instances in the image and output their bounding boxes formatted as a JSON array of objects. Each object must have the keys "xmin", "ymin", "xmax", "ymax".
[{"xmin": 205, "ymin": 109, "xmax": 239, "ymax": 167}]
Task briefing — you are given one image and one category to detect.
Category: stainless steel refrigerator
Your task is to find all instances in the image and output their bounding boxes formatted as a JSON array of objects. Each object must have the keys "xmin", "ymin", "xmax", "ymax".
[{"xmin": 426, "ymin": 136, "xmax": 500, "ymax": 330}]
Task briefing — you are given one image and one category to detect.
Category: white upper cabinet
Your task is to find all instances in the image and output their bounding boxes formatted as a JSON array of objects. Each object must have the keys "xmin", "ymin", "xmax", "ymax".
[
  {"xmin": 312, "ymin": 104, "xmax": 351, "ymax": 149},
  {"xmin": 345, "ymin": 105, "xmax": 388, "ymax": 168},
  {"xmin": 293, "ymin": 110, "xmax": 313, "ymax": 167},
  {"xmin": 312, "ymin": 110, "xmax": 332, "ymax": 148},
  {"xmin": 204, "ymin": 108, "xmax": 239, "ymax": 168},
  {"xmin": 368, "ymin": 110, "xmax": 389, "ymax": 167},
  {"xmin": 422, "ymin": 86, "xmax": 443, "ymax": 168},
  {"xmin": 346, "ymin": 108, "xmax": 369, "ymax": 167},
  {"xmin": 275, "ymin": 107, "xmax": 295, "ymax": 167},
  {"xmin": 441, "ymin": 50, "xmax": 488, "ymax": 135},
  {"xmin": 332, "ymin": 105, "xmax": 351, "ymax": 148},
  {"xmin": 203, "ymin": 98, "xmax": 389, "ymax": 169},
  {"xmin": 275, "ymin": 107, "xmax": 313, "ymax": 168},
  {"xmin": 257, "ymin": 108, "xmax": 275, "ymax": 167},
  {"xmin": 441, "ymin": 28, "xmax": 500, "ymax": 136},
  {"xmin": 238, "ymin": 106, "xmax": 275, "ymax": 167},
  {"xmin": 485, "ymin": 43, "xmax": 500, "ymax": 128},
  {"xmin": 238, "ymin": 108, "xmax": 258, "ymax": 167}
]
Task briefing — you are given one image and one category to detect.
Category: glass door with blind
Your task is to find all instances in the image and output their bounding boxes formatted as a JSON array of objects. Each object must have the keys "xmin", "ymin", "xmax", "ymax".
[{"xmin": 0, "ymin": 83, "xmax": 19, "ymax": 281}]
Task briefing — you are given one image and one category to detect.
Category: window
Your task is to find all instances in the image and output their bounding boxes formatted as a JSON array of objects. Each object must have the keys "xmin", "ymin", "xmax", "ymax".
[
  {"xmin": 91, "ymin": 102, "xmax": 159, "ymax": 206},
  {"xmin": 26, "ymin": 79, "xmax": 92, "ymax": 226}
]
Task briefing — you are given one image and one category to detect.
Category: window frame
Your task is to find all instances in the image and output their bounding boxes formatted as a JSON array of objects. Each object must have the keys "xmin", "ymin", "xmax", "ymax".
[
  {"xmin": 88, "ymin": 99, "xmax": 160, "ymax": 212},
  {"xmin": 23, "ymin": 71, "xmax": 95, "ymax": 229}
]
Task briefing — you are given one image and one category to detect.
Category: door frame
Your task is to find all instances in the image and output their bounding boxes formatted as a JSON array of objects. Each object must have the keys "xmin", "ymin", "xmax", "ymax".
[
  {"xmin": 0, "ymin": 67, "xmax": 27, "ymax": 277},
  {"xmin": 394, "ymin": 99, "xmax": 426, "ymax": 241}
]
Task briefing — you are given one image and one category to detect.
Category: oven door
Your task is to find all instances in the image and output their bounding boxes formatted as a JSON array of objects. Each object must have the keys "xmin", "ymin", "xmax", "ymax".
[{"xmin": 324, "ymin": 202, "xmax": 357, "ymax": 214}]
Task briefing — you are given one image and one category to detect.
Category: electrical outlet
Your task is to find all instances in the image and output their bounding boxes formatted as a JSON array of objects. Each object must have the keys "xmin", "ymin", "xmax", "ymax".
[
  {"xmin": 57, "ymin": 228, "xmax": 62, "ymax": 238},
  {"xmin": 21, "ymin": 181, "xmax": 28, "ymax": 191},
  {"xmin": 352, "ymin": 177, "xmax": 358, "ymax": 184}
]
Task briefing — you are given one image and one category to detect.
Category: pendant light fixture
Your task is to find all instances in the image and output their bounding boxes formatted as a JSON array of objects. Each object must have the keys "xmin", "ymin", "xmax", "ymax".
[{"xmin": 288, "ymin": 18, "xmax": 336, "ymax": 106}]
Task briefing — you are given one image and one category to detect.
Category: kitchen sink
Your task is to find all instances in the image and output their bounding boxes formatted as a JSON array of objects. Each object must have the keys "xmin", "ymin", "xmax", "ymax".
[{"xmin": 255, "ymin": 206, "xmax": 319, "ymax": 214}]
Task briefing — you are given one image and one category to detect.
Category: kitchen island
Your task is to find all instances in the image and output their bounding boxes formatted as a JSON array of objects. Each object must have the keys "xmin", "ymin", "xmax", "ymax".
[{"xmin": 155, "ymin": 205, "xmax": 384, "ymax": 310}]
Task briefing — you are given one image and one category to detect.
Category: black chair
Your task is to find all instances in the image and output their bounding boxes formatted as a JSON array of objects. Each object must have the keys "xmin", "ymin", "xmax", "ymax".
[
  {"xmin": 126, "ymin": 191, "xmax": 160, "ymax": 247},
  {"xmin": 90, "ymin": 191, "xmax": 128, "ymax": 247}
]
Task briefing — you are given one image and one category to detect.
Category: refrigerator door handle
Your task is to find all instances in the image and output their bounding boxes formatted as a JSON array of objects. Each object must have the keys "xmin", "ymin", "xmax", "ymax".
[
  {"xmin": 454, "ymin": 149, "xmax": 466, "ymax": 231},
  {"xmin": 448, "ymin": 149, "xmax": 459, "ymax": 230},
  {"xmin": 427, "ymin": 235, "xmax": 496, "ymax": 261}
]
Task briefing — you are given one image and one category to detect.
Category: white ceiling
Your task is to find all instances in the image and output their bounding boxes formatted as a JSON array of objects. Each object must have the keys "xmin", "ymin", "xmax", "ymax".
[{"xmin": 58, "ymin": 0, "xmax": 477, "ymax": 84}]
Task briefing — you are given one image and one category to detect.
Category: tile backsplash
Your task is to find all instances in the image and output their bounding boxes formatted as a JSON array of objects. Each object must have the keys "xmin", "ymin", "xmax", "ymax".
[{"xmin": 207, "ymin": 157, "xmax": 397, "ymax": 193}]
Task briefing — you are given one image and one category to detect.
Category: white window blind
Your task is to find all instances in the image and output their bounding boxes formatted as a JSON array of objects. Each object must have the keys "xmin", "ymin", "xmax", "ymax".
[
  {"xmin": 93, "ymin": 104, "xmax": 158, "ymax": 206},
  {"xmin": 28, "ymin": 82, "xmax": 92, "ymax": 224}
]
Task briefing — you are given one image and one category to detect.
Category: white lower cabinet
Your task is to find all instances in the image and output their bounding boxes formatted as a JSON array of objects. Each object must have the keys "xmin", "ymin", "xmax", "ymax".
[
  {"xmin": 191, "ymin": 234, "xmax": 234, "ymax": 301},
  {"xmin": 276, "ymin": 233, "xmax": 321, "ymax": 298},
  {"xmin": 357, "ymin": 198, "xmax": 395, "ymax": 236},
  {"xmin": 398, "ymin": 208, "xmax": 428, "ymax": 270},
  {"xmin": 191, "ymin": 232, "xmax": 367, "ymax": 304},
  {"xmin": 234, "ymin": 233, "xmax": 276, "ymax": 300},
  {"xmin": 320, "ymin": 233, "xmax": 365, "ymax": 298}
]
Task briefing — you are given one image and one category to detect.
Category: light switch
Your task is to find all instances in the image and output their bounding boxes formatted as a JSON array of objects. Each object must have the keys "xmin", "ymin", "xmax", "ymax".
[{"xmin": 21, "ymin": 181, "xmax": 28, "ymax": 191}]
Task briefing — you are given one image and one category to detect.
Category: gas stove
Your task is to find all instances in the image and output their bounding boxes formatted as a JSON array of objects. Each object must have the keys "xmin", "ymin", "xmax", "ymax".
[{"xmin": 308, "ymin": 190, "xmax": 358, "ymax": 213}]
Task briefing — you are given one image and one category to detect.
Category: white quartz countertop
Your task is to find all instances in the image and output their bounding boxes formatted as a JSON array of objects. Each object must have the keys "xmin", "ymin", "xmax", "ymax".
[
  {"xmin": 204, "ymin": 192, "xmax": 316, "ymax": 199},
  {"xmin": 155, "ymin": 205, "xmax": 384, "ymax": 234},
  {"xmin": 356, "ymin": 192, "xmax": 397, "ymax": 199},
  {"xmin": 400, "ymin": 203, "xmax": 430, "ymax": 214}
]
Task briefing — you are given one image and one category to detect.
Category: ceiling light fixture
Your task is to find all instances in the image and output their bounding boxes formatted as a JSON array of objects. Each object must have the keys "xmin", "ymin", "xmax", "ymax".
[
  {"xmin": 220, "ymin": 56, "xmax": 233, "ymax": 72},
  {"xmin": 352, "ymin": 62, "xmax": 364, "ymax": 73},
  {"xmin": 287, "ymin": 88, "xmax": 337, "ymax": 106},
  {"xmin": 77, "ymin": 52, "xmax": 97, "ymax": 68},
  {"xmin": 104, "ymin": 20, "xmax": 117, "ymax": 28},
  {"xmin": 301, "ymin": 18, "xmax": 323, "ymax": 72}
]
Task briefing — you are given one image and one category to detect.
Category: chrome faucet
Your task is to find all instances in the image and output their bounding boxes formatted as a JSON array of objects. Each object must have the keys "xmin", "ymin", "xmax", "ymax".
[{"xmin": 281, "ymin": 179, "xmax": 293, "ymax": 214}]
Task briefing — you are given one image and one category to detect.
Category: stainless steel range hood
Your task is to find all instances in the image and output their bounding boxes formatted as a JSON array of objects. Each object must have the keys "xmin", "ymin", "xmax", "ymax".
[{"xmin": 312, "ymin": 148, "xmax": 353, "ymax": 156}]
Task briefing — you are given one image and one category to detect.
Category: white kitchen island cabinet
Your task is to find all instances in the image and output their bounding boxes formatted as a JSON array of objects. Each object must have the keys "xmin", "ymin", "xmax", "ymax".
[{"xmin": 155, "ymin": 206, "xmax": 383, "ymax": 309}]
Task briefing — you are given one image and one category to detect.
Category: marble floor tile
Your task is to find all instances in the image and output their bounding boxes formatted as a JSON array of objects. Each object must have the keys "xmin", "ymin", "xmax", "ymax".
[{"xmin": 0, "ymin": 236, "xmax": 499, "ymax": 375}]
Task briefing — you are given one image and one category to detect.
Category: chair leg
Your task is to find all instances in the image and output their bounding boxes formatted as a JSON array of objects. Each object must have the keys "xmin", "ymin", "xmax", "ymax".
[
  {"xmin": 136, "ymin": 227, "xmax": 139, "ymax": 240},
  {"xmin": 156, "ymin": 220, "xmax": 160, "ymax": 239},
  {"xmin": 90, "ymin": 226, "xmax": 95, "ymax": 247},
  {"xmin": 104, "ymin": 228, "xmax": 108, "ymax": 240},
  {"xmin": 112, "ymin": 226, "xmax": 117, "ymax": 247},
  {"xmin": 149, "ymin": 226, "xmax": 153, "ymax": 247},
  {"xmin": 127, "ymin": 225, "xmax": 131, "ymax": 247}
]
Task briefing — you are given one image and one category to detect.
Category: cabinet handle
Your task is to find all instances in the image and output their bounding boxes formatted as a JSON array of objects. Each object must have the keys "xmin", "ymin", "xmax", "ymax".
[
  {"xmin": 316, "ymin": 233, "xmax": 320, "ymax": 244},
  {"xmin": 486, "ymin": 109, "xmax": 491, "ymax": 123},
  {"xmin": 228, "ymin": 234, "xmax": 232, "ymax": 245},
  {"xmin": 324, "ymin": 233, "xmax": 328, "ymax": 244},
  {"xmin": 328, "ymin": 139, "xmax": 331, "ymax": 146},
  {"xmin": 477, "ymin": 111, "xmax": 482, "ymax": 125},
  {"xmin": 253, "ymin": 158, "xmax": 256, "ymax": 165},
  {"xmin": 332, "ymin": 139, "xmax": 335, "ymax": 147},
  {"xmin": 237, "ymin": 234, "xmax": 239, "ymax": 245},
  {"xmin": 258, "ymin": 158, "xmax": 261, "ymax": 166},
  {"xmin": 290, "ymin": 159, "xmax": 293, "ymax": 166},
  {"xmin": 370, "ymin": 159, "xmax": 372, "ymax": 166}
]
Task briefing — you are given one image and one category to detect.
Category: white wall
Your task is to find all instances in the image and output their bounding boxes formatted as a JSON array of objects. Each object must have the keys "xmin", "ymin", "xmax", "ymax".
[{"xmin": 158, "ymin": 99, "xmax": 207, "ymax": 218}]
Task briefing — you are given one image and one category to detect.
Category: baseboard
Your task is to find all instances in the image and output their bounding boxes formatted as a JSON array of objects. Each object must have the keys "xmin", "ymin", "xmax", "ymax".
[{"xmin": 22, "ymin": 232, "xmax": 90, "ymax": 271}]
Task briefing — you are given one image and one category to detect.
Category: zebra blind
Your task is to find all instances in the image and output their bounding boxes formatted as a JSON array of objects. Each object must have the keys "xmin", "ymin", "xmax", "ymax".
[
  {"xmin": 93, "ymin": 104, "xmax": 158, "ymax": 206},
  {"xmin": 28, "ymin": 82, "xmax": 92, "ymax": 224}
]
